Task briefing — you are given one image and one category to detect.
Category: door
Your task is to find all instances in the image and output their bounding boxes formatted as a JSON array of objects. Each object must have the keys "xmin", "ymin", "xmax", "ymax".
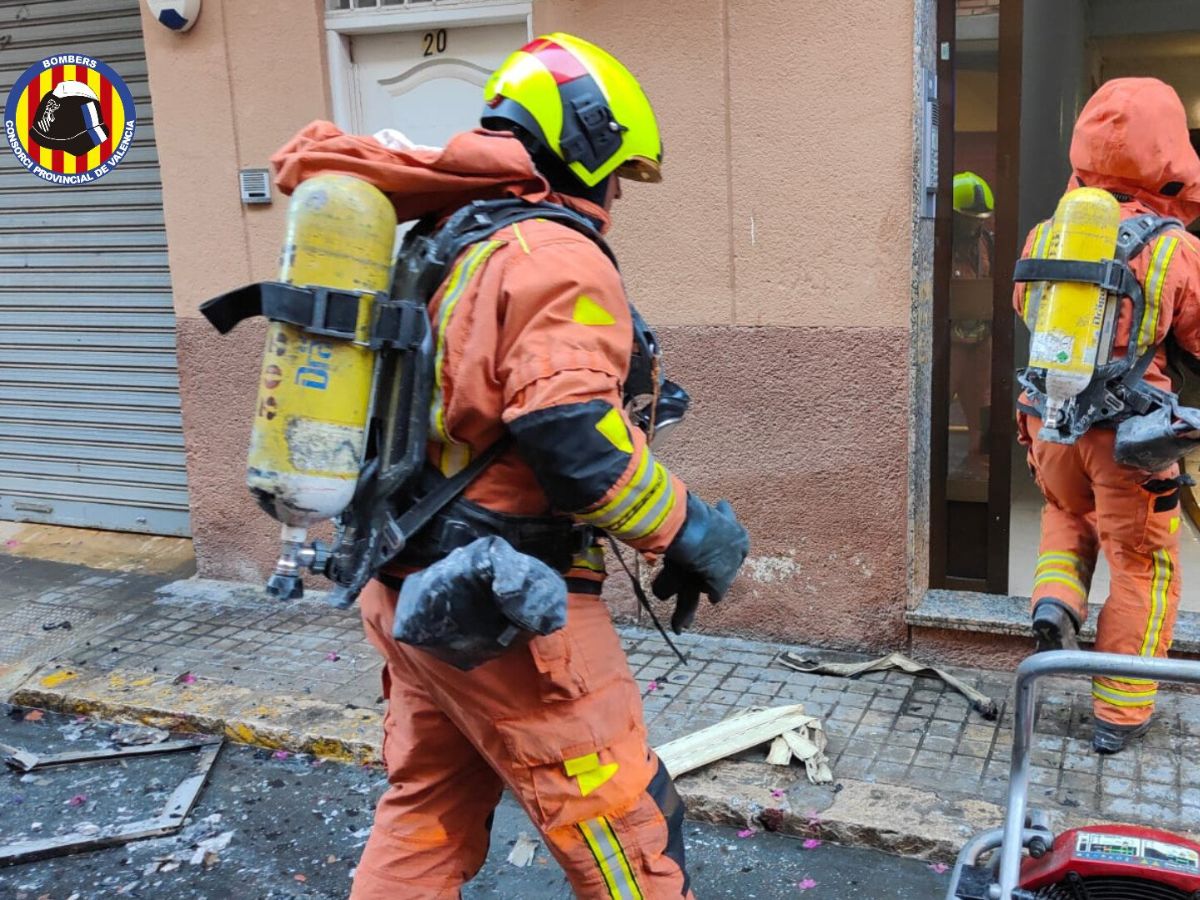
[
  {"xmin": 0, "ymin": 0, "xmax": 190, "ymax": 537},
  {"xmin": 350, "ymin": 22, "xmax": 529, "ymax": 143}
]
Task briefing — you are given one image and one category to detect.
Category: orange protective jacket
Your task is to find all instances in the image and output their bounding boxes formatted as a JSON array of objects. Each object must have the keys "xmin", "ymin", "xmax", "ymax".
[
  {"xmin": 1014, "ymin": 78, "xmax": 1200, "ymax": 394},
  {"xmin": 272, "ymin": 122, "xmax": 687, "ymax": 557}
]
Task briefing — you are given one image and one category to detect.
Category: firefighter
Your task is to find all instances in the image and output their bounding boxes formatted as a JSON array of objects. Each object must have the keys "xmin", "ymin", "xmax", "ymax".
[
  {"xmin": 273, "ymin": 34, "xmax": 748, "ymax": 897},
  {"xmin": 1015, "ymin": 78, "xmax": 1200, "ymax": 754},
  {"xmin": 950, "ymin": 171, "xmax": 996, "ymax": 469}
]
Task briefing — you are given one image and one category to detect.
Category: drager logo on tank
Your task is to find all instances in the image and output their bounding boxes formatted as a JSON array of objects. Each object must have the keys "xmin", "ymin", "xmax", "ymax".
[{"xmin": 4, "ymin": 53, "xmax": 136, "ymax": 185}]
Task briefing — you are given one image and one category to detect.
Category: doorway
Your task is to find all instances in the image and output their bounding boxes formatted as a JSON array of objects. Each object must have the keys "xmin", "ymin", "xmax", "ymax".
[{"xmin": 930, "ymin": 0, "xmax": 1200, "ymax": 607}]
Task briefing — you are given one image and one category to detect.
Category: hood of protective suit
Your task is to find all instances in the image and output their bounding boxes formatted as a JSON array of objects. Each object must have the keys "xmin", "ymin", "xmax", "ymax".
[
  {"xmin": 271, "ymin": 120, "xmax": 610, "ymax": 231},
  {"xmin": 1069, "ymin": 77, "xmax": 1200, "ymax": 223}
]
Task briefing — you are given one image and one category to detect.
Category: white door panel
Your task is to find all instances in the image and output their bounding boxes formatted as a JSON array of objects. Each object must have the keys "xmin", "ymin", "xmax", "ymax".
[{"xmin": 351, "ymin": 22, "xmax": 528, "ymax": 146}]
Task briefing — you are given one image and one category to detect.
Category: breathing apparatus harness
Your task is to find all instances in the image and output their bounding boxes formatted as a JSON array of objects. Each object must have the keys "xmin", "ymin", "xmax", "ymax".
[
  {"xmin": 204, "ymin": 197, "xmax": 688, "ymax": 613},
  {"xmin": 1014, "ymin": 211, "xmax": 1200, "ymax": 469}
]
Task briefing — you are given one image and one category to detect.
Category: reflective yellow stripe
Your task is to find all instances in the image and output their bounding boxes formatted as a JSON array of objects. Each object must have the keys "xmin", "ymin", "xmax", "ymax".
[
  {"xmin": 1093, "ymin": 682, "xmax": 1157, "ymax": 707},
  {"xmin": 1036, "ymin": 550, "xmax": 1086, "ymax": 571},
  {"xmin": 1139, "ymin": 548, "xmax": 1172, "ymax": 657},
  {"xmin": 579, "ymin": 456, "xmax": 676, "ymax": 541},
  {"xmin": 512, "ymin": 222, "xmax": 531, "ymax": 255},
  {"xmin": 572, "ymin": 545, "xmax": 606, "ymax": 572},
  {"xmin": 438, "ymin": 442, "xmax": 471, "ymax": 478},
  {"xmin": 620, "ymin": 463, "xmax": 676, "ymax": 540},
  {"xmin": 579, "ymin": 817, "xmax": 643, "ymax": 900},
  {"xmin": 1139, "ymin": 236, "xmax": 1180, "ymax": 352},
  {"xmin": 581, "ymin": 452, "xmax": 654, "ymax": 527},
  {"xmin": 1022, "ymin": 222, "xmax": 1052, "ymax": 326},
  {"xmin": 429, "ymin": 241, "xmax": 505, "ymax": 443},
  {"xmin": 1033, "ymin": 572, "xmax": 1089, "ymax": 600}
]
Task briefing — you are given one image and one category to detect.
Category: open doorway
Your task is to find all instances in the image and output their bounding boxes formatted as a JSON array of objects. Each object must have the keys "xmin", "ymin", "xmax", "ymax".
[
  {"xmin": 931, "ymin": 0, "xmax": 1200, "ymax": 607},
  {"xmin": 1007, "ymin": 5, "xmax": 1200, "ymax": 611}
]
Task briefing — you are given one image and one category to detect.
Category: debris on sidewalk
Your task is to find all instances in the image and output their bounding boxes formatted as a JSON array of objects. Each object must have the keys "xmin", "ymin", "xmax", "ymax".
[
  {"xmin": 653, "ymin": 704, "xmax": 833, "ymax": 784},
  {"xmin": 0, "ymin": 732, "xmax": 223, "ymax": 866},
  {"xmin": 110, "ymin": 724, "xmax": 170, "ymax": 746},
  {"xmin": 776, "ymin": 651, "xmax": 1000, "ymax": 720},
  {"xmin": 4, "ymin": 736, "xmax": 217, "ymax": 773},
  {"xmin": 507, "ymin": 832, "xmax": 539, "ymax": 867}
]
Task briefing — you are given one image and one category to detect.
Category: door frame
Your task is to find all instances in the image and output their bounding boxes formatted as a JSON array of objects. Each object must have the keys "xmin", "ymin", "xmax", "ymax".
[
  {"xmin": 928, "ymin": 0, "xmax": 1023, "ymax": 594},
  {"xmin": 325, "ymin": 1, "xmax": 534, "ymax": 131}
]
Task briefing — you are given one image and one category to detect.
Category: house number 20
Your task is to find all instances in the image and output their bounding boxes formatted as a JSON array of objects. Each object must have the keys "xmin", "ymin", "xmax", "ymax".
[{"xmin": 423, "ymin": 29, "xmax": 448, "ymax": 56}]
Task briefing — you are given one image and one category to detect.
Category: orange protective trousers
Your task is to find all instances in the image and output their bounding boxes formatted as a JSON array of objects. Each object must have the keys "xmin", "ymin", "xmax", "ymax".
[
  {"xmin": 350, "ymin": 579, "xmax": 693, "ymax": 899},
  {"xmin": 1024, "ymin": 416, "xmax": 1181, "ymax": 726}
]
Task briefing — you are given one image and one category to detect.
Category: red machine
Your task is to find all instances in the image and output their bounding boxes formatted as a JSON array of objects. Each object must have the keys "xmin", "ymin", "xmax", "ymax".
[
  {"xmin": 948, "ymin": 651, "xmax": 1200, "ymax": 900},
  {"xmin": 1020, "ymin": 824, "xmax": 1200, "ymax": 898}
]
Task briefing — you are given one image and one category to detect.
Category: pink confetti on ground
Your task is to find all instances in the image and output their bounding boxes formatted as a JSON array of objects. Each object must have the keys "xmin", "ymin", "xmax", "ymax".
[
  {"xmin": 74, "ymin": 715, "xmax": 89, "ymax": 724},
  {"xmin": 175, "ymin": 672, "xmax": 197, "ymax": 685},
  {"xmin": 272, "ymin": 750, "xmax": 291, "ymax": 760},
  {"xmin": 797, "ymin": 877, "xmax": 818, "ymax": 891},
  {"xmin": 646, "ymin": 681, "xmax": 658, "ymax": 692},
  {"xmin": 803, "ymin": 838, "xmax": 822, "ymax": 850},
  {"xmin": 928, "ymin": 862, "xmax": 949, "ymax": 874},
  {"xmin": 66, "ymin": 795, "xmax": 86, "ymax": 807},
  {"xmin": 806, "ymin": 810, "xmax": 822, "ymax": 828},
  {"xmin": 736, "ymin": 828, "xmax": 756, "ymax": 839},
  {"xmin": 770, "ymin": 788, "xmax": 786, "ymax": 799},
  {"xmin": 4, "ymin": 540, "xmax": 18, "ymax": 548},
  {"xmin": 324, "ymin": 652, "xmax": 340, "ymax": 662}
]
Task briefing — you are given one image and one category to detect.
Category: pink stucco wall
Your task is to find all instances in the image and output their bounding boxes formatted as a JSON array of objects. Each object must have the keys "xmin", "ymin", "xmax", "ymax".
[{"xmin": 148, "ymin": 0, "xmax": 920, "ymax": 650}]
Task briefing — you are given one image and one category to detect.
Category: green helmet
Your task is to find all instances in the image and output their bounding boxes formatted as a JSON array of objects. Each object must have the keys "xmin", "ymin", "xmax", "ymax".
[{"xmin": 953, "ymin": 171, "xmax": 994, "ymax": 218}]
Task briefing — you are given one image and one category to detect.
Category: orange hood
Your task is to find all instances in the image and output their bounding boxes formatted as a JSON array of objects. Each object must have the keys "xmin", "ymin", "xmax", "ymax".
[
  {"xmin": 271, "ymin": 120, "xmax": 610, "ymax": 231},
  {"xmin": 1068, "ymin": 77, "xmax": 1200, "ymax": 223}
]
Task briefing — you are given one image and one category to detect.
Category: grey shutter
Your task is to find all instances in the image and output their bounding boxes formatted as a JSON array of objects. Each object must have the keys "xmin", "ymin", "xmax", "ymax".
[{"xmin": 0, "ymin": 0, "xmax": 190, "ymax": 536}]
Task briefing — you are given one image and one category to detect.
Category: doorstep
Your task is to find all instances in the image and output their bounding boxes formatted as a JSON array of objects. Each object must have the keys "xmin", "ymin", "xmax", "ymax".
[{"xmin": 907, "ymin": 589, "xmax": 1200, "ymax": 656}]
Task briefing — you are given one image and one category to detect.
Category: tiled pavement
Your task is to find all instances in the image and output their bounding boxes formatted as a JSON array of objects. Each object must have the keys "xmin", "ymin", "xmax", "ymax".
[{"xmin": 11, "ymin": 573, "xmax": 1200, "ymax": 836}]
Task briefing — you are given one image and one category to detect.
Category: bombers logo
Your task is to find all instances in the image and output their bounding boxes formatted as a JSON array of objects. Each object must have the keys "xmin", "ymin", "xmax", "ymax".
[{"xmin": 4, "ymin": 54, "xmax": 136, "ymax": 185}]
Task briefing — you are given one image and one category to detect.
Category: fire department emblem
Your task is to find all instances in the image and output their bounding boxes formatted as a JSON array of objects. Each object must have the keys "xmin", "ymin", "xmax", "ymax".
[{"xmin": 4, "ymin": 53, "xmax": 136, "ymax": 185}]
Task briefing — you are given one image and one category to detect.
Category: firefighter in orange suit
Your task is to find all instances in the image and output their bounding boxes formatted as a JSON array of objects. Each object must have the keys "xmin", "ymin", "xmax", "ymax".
[
  {"xmin": 273, "ymin": 34, "xmax": 749, "ymax": 897},
  {"xmin": 1015, "ymin": 78, "xmax": 1200, "ymax": 754}
]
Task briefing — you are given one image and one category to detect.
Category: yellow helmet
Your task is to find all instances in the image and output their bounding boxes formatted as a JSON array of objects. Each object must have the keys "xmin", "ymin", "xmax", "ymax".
[
  {"xmin": 482, "ymin": 33, "xmax": 662, "ymax": 188},
  {"xmin": 953, "ymin": 171, "xmax": 994, "ymax": 218}
]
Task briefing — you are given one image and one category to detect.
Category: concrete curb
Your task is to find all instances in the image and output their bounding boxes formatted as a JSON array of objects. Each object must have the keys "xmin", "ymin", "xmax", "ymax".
[
  {"xmin": 9, "ymin": 663, "xmax": 383, "ymax": 765},
  {"xmin": 10, "ymin": 661, "xmax": 1023, "ymax": 863}
]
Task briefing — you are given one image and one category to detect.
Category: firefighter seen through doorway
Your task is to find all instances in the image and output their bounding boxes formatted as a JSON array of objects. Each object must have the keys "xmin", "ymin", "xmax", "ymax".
[{"xmin": 1014, "ymin": 77, "xmax": 1200, "ymax": 756}]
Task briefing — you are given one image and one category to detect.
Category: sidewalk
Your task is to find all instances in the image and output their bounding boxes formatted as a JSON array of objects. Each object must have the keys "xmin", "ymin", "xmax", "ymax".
[{"xmin": 4, "ymin": 565, "xmax": 1198, "ymax": 862}]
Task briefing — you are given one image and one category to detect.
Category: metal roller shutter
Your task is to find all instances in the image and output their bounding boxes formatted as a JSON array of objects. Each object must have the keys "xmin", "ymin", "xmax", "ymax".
[{"xmin": 0, "ymin": 0, "xmax": 190, "ymax": 536}]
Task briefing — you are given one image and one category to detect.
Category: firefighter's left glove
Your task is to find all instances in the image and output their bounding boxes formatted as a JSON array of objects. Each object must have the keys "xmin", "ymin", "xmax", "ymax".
[{"xmin": 652, "ymin": 495, "xmax": 749, "ymax": 634}]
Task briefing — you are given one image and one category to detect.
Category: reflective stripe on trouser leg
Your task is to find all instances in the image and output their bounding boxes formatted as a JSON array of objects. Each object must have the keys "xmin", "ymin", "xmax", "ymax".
[
  {"xmin": 578, "ymin": 816, "xmax": 645, "ymax": 900},
  {"xmin": 1031, "ymin": 549, "xmax": 1093, "ymax": 623},
  {"xmin": 1093, "ymin": 547, "xmax": 1173, "ymax": 716}
]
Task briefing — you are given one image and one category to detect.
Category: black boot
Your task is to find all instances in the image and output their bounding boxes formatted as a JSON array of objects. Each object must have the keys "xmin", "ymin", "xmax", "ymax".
[
  {"xmin": 1031, "ymin": 599, "xmax": 1080, "ymax": 653},
  {"xmin": 1093, "ymin": 718, "xmax": 1152, "ymax": 755}
]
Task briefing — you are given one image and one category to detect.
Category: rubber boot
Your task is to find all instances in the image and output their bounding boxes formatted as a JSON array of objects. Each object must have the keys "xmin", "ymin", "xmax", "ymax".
[
  {"xmin": 1031, "ymin": 599, "xmax": 1080, "ymax": 653},
  {"xmin": 1093, "ymin": 717, "xmax": 1152, "ymax": 755}
]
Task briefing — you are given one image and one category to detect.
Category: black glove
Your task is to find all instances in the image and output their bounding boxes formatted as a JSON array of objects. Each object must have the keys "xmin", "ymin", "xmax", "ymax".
[{"xmin": 652, "ymin": 495, "xmax": 749, "ymax": 633}]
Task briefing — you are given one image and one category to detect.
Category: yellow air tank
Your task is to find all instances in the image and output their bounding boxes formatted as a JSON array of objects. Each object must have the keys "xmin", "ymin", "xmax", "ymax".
[
  {"xmin": 1028, "ymin": 187, "xmax": 1121, "ymax": 431},
  {"xmin": 246, "ymin": 175, "xmax": 396, "ymax": 596}
]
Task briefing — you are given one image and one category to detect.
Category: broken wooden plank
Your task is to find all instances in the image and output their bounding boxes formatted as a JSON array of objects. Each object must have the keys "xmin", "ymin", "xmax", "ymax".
[
  {"xmin": 652, "ymin": 704, "xmax": 818, "ymax": 778},
  {"xmin": 765, "ymin": 735, "xmax": 792, "ymax": 766}
]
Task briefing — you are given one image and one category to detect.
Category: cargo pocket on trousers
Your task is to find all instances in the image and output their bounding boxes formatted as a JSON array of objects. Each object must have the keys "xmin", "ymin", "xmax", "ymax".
[
  {"xmin": 495, "ymin": 686, "xmax": 642, "ymax": 833},
  {"xmin": 1138, "ymin": 473, "xmax": 1190, "ymax": 551}
]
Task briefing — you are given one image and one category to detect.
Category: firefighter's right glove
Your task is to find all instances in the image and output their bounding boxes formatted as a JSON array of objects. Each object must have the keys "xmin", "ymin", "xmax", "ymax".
[{"xmin": 651, "ymin": 495, "xmax": 749, "ymax": 634}]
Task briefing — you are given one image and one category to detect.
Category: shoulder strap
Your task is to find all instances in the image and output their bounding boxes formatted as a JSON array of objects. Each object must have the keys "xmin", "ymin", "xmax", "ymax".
[{"xmin": 374, "ymin": 200, "xmax": 616, "ymax": 562}]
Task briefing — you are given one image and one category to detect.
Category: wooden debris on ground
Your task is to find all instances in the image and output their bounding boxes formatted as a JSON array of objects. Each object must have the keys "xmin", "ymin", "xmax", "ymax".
[
  {"xmin": 652, "ymin": 704, "xmax": 833, "ymax": 784},
  {"xmin": 507, "ymin": 832, "xmax": 539, "ymax": 868}
]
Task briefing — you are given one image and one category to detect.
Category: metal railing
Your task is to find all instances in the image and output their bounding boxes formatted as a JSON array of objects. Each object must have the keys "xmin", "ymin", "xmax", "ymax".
[{"xmin": 949, "ymin": 650, "xmax": 1200, "ymax": 900}]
